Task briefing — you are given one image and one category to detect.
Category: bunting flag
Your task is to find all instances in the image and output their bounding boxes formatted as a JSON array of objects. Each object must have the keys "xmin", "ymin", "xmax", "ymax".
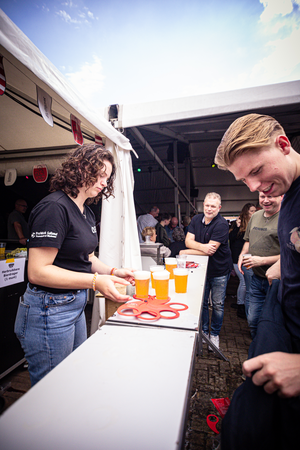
[
  {"xmin": 95, "ymin": 134, "xmax": 103, "ymax": 145},
  {"xmin": 4, "ymin": 169, "xmax": 17, "ymax": 186},
  {"xmin": 0, "ymin": 55, "xmax": 6, "ymax": 96},
  {"xmin": 70, "ymin": 114, "xmax": 83, "ymax": 145},
  {"xmin": 37, "ymin": 86, "xmax": 53, "ymax": 127},
  {"xmin": 33, "ymin": 165, "xmax": 48, "ymax": 183}
]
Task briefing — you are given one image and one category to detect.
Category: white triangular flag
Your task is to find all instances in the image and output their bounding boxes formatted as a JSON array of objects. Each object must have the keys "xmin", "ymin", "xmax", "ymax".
[{"xmin": 37, "ymin": 86, "xmax": 53, "ymax": 127}]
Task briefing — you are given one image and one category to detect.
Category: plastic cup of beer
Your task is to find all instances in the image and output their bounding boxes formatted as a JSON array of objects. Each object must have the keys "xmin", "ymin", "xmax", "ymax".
[
  {"xmin": 134, "ymin": 271, "xmax": 150, "ymax": 299},
  {"xmin": 150, "ymin": 265, "xmax": 165, "ymax": 289},
  {"xmin": 0, "ymin": 242, "xmax": 6, "ymax": 260},
  {"xmin": 153, "ymin": 270, "xmax": 170, "ymax": 300},
  {"xmin": 176, "ymin": 254, "xmax": 187, "ymax": 269},
  {"xmin": 173, "ymin": 268, "xmax": 189, "ymax": 293},
  {"xmin": 242, "ymin": 254, "xmax": 252, "ymax": 269},
  {"xmin": 165, "ymin": 257, "xmax": 177, "ymax": 279}
]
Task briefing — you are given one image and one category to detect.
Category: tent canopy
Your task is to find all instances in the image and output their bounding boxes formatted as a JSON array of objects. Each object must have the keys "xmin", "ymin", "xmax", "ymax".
[
  {"xmin": 112, "ymin": 80, "xmax": 300, "ymax": 216},
  {"xmin": 0, "ymin": 9, "xmax": 132, "ymax": 177}
]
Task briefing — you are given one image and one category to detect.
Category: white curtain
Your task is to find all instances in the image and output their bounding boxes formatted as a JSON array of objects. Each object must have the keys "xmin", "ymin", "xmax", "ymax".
[{"xmin": 99, "ymin": 139, "xmax": 142, "ymax": 270}]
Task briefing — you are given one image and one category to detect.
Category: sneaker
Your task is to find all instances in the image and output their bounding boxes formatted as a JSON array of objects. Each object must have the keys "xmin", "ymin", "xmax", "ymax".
[
  {"xmin": 202, "ymin": 332, "xmax": 209, "ymax": 344},
  {"xmin": 209, "ymin": 334, "xmax": 219, "ymax": 350}
]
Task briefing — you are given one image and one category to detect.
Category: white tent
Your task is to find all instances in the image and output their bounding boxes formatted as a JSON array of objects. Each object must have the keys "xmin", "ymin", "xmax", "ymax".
[{"xmin": 0, "ymin": 9, "xmax": 141, "ymax": 271}]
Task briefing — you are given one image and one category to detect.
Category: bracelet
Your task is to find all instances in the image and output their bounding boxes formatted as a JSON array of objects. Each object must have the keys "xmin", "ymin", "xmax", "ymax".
[
  {"xmin": 92, "ymin": 272, "xmax": 98, "ymax": 291},
  {"xmin": 110, "ymin": 267, "xmax": 117, "ymax": 275}
]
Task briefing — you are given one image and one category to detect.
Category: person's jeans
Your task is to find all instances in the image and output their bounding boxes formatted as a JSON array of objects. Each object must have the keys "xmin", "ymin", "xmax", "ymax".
[
  {"xmin": 14, "ymin": 284, "xmax": 88, "ymax": 386},
  {"xmin": 202, "ymin": 274, "xmax": 230, "ymax": 337},
  {"xmin": 243, "ymin": 265, "xmax": 253, "ymax": 318},
  {"xmin": 233, "ymin": 263, "xmax": 246, "ymax": 305},
  {"xmin": 248, "ymin": 273, "xmax": 269, "ymax": 338}
]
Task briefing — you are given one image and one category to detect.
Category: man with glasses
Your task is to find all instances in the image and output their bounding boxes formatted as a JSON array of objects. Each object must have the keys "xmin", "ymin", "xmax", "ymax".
[{"xmin": 7, "ymin": 199, "xmax": 29, "ymax": 246}]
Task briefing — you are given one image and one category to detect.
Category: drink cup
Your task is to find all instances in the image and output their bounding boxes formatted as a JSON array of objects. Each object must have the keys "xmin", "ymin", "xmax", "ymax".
[
  {"xmin": 0, "ymin": 242, "xmax": 6, "ymax": 259},
  {"xmin": 134, "ymin": 271, "xmax": 150, "ymax": 299},
  {"xmin": 176, "ymin": 254, "xmax": 187, "ymax": 269},
  {"xmin": 173, "ymin": 268, "xmax": 189, "ymax": 293},
  {"xmin": 242, "ymin": 254, "xmax": 252, "ymax": 269},
  {"xmin": 153, "ymin": 270, "xmax": 170, "ymax": 300},
  {"xmin": 165, "ymin": 257, "xmax": 177, "ymax": 279},
  {"xmin": 150, "ymin": 265, "xmax": 165, "ymax": 288}
]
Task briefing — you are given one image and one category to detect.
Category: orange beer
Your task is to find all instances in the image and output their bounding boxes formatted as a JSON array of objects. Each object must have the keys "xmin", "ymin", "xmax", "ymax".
[
  {"xmin": 150, "ymin": 265, "xmax": 164, "ymax": 289},
  {"xmin": 165, "ymin": 257, "xmax": 177, "ymax": 279},
  {"xmin": 153, "ymin": 270, "xmax": 170, "ymax": 300},
  {"xmin": 134, "ymin": 271, "xmax": 150, "ymax": 299},
  {"xmin": 173, "ymin": 268, "xmax": 189, "ymax": 293}
]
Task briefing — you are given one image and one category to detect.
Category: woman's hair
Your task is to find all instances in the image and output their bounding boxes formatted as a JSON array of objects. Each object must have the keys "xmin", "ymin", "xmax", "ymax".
[
  {"xmin": 50, "ymin": 144, "xmax": 116, "ymax": 204},
  {"xmin": 141, "ymin": 227, "xmax": 155, "ymax": 241},
  {"xmin": 215, "ymin": 114, "xmax": 285, "ymax": 170},
  {"xmin": 239, "ymin": 203, "xmax": 256, "ymax": 234}
]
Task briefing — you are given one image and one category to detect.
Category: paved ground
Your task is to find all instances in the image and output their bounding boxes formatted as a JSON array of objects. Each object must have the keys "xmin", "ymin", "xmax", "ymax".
[
  {"xmin": 1, "ymin": 275, "xmax": 251, "ymax": 450},
  {"xmin": 184, "ymin": 275, "xmax": 251, "ymax": 449}
]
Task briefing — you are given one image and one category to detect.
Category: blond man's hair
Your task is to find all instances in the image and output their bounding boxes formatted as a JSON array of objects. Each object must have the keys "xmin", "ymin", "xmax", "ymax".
[
  {"xmin": 204, "ymin": 192, "xmax": 221, "ymax": 205},
  {"xmin": 141, "ymin": 227, "xmax": 155, "ymax": 241},
  {"xmin": 214, "ymin": 114, "xmax": 285, "ymax": 170}
]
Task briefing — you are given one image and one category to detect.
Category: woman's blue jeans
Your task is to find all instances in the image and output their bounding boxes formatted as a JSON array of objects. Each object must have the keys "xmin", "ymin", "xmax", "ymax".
[
  {"xmin": 202, "ymin": 274, "xmax": 230, "ymax": 337},
  {"xmin": 233, "ymin": 263, "xmax": 246, "ymax": 305},
  {"xmin": 14, "ymin": 284, "xmax": 88, "ymax": 386}
]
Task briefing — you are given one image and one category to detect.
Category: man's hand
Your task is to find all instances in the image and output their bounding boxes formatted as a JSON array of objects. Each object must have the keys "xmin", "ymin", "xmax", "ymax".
[
  {"xmin": 242, "ymin": 254, "xmax": 263, "ymax": 269},
  {"xmin": 243, "ymin": 352, "xmax": 300, "ymax": 398},
  {"xmin": 266, "ymin": 259, "xmax": 281, "ymax": 285},
  {"xmin": 201, "ymin": 243, "xmax": 217, "ymax": 255}
]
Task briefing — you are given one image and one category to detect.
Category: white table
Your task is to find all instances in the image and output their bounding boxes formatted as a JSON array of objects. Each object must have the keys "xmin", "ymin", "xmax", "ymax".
[
  {"xmin": 107, "ymin": 255, "xmax": 208, "ymax": 332},
  {"xmin": 0, "ymin": 325, "xmax": 197, "ymax": 450}
]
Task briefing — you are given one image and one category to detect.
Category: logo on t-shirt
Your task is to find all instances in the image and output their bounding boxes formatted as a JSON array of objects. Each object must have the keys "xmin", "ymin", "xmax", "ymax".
[
  {"xmin": 91, "ymin": 226, "xmax": 97, "ymax": 234},
  {"xmin": 31, "ymin": 231, "xmax": 58, "ymax": 239},
  {"xmin": 289, "ymin": 227, "xmax": 300, "ymax": 253}
]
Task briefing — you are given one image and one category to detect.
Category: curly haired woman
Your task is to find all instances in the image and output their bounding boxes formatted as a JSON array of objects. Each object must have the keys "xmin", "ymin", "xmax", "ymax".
[{"xmin": 15, "ymin": 144, "xmax": 135, "ymax": 385}]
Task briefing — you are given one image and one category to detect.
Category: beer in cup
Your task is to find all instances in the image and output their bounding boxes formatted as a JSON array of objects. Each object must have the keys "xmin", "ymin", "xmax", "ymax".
[
  {"xmin": 242, "ymin": 254, "xmax": 252, "ymax": 269},
  {"xmin": 173, "ymin": 268, "xmax": 189, "ymax": 293},
  {"xmin": 134, "ymin": 271, "xmax": 150, "ymax": 299},
  {"xmin": 0, "ymin": 242, "xmax": 6, "ymax": 260},
  {"xmin": 153, "ymin": 270, "xmax": 170, "ymax": 300},
  {"xmin": 165, "ymin": 257, "xmax": 177, "ymax": 279},
  {"xmin": 149, "ymin": 265, "xmax": 165, "ymax": 288}
]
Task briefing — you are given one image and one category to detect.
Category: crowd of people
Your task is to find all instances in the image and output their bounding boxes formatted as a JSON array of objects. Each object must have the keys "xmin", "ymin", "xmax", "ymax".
[{"xmin": 136, "ymin": 113, "xmax": 299, "ymax": 447}]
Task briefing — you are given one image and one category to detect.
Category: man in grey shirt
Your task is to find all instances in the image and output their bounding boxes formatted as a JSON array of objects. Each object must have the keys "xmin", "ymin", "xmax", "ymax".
[
  {"xmin": 7, "ymin": 199, "xmax": 29, "ymax": 246},
  {"xmin": 137, "ymin": 206, "xmax": 159, "ymax": 243}
]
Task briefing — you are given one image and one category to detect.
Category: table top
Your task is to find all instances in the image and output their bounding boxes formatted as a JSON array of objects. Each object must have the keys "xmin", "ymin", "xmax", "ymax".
[
  {"xmin": 0, "ymin": 325, "xmax": 197, "ymax": 450},
  {"xmin": 107, "ymin": 255, "xmax": 208, "ymax": 332}
]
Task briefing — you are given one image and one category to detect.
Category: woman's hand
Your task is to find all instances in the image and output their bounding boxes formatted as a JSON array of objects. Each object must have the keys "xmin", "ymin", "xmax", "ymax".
[
  {"xmin": 95, "ymin": 275, "xmax": 133, "ymax": 302},
  {"xmin": 114, "ymin": 268, "xmax": 136, "ymax": 285}
]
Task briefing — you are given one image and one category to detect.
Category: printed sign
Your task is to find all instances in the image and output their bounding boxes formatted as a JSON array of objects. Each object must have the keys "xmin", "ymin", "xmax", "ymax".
[
  {"xmin": 0, "ymin": 258, "xmax": 25, "ymax": 288},
  {"xmin": 95, "ymin": 134, "xmax": 104, "ymax": 145},
  {"xmin": 33, "ymin": 165, "xmax": 48, "ymax": 183},
  {"xmin": 37, "ymin": 86, "xmax": 53, "ymax": 126},
  {"xmin": 70, "ymin": 114, "xmax": 83, "ymax": 145}
]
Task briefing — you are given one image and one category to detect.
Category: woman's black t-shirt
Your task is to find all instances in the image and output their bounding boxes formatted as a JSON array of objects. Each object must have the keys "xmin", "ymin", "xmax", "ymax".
[{"xmin": 28, "ymin": 191, "xmax": 98, "ymax": 279}]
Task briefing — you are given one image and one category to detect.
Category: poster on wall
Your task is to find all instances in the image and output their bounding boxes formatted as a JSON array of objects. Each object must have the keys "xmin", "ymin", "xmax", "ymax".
[{"xmin": 0, "ymin": 258, "xmax": 25, "ymax": 288}]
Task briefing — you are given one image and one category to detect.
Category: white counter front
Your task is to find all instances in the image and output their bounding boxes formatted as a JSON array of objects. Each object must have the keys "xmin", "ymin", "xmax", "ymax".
[{"xmin": 0, "ymin": 325, "xmax": 197, "ymax": 450}]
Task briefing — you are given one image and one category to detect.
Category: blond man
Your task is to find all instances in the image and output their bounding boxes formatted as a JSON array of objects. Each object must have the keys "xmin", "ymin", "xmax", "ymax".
[{"xmin": 215, "ymin": 113, "xmax": 300, "ymax": 449}]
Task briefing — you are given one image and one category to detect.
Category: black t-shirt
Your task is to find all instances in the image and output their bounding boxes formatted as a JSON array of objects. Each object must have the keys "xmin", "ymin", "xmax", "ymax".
[
  {"xmin": 189, "ymin": 213, "xmax": 232, "ymax": 278},
  {"xmin": 28, "ymin": 191, "xmax": 98, "ymax": 278},
  {"xmin": 229, "ymin": 222, "xmax": 245, "ymax": 264},
  {"xmin": 278, "ymin": 175, "xmax": 300, "ymax": 344}
]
